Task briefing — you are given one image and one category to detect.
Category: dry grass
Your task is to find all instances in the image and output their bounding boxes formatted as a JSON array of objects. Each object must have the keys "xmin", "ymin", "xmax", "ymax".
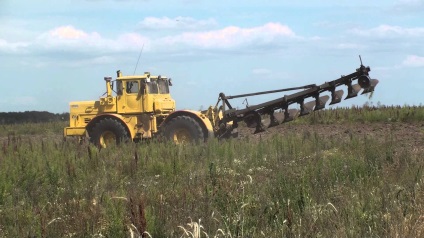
[{"xmin": 1, "ymin": 106, "xmax": 424, "ymax": 237}]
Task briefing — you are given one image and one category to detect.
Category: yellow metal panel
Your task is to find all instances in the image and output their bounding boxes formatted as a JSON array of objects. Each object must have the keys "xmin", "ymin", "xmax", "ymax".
[
  {"xmin": 135, "ymin": 113, "xmax": 155, "ymax": 138},
  {"xmin": 120, "ymin": 114, "xmax": 137, "ymax": 139},
  {"xmin": 64, "ymin": 127, "xmax": 86, "ymax": 136},
  {"xmin": 99, "ymin": 97, "xmax": 117, "ymax": 112},
  {"xmin": 116, "ymin": 82, "xmax": 143, "ymax": 114},
  {"xmin": 143, "ymin": 94, "xmax": 154, "ymax": 112}
]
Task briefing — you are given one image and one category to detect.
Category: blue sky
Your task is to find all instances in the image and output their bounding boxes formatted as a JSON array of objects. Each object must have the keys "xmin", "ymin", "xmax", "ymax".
[{"xmin": 1, "ymin": 0, "xmax": 423, "ymax": 113}]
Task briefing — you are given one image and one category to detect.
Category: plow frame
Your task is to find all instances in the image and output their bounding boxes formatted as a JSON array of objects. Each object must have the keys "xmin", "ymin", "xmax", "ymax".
[{"xmin": 214, "ymin": 63, "xmax": 378, "ymax": 137}]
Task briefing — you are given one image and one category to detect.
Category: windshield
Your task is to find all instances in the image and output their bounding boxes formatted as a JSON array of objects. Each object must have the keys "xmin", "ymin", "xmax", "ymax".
[
  {"xmin": 115, "ymin": 78, "xmax": 169, "ymax": 95},
  {"xmin": 146, "ymin": 79, "xmax": 169, "ymax": 94},
  {"xmin": 158, "ymin": 79, "xmax": 169, "ymax": 94}
]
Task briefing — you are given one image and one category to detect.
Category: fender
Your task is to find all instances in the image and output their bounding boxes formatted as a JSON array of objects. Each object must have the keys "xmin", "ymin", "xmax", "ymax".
[{"xmin": 162, "ymin": 110, "xmax": 214, "ymax": 139}]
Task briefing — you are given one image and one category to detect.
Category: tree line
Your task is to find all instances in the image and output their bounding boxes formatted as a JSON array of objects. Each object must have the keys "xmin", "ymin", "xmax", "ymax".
[{"xmin": 0, "ymin": 111, "xmax": 69, "ymax": 124}]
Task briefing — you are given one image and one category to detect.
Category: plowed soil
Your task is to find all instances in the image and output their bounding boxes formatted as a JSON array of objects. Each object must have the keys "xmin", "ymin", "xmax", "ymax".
[{"xmin": 238, "ymin": 121, "xmax": 424, "ymax": 151}]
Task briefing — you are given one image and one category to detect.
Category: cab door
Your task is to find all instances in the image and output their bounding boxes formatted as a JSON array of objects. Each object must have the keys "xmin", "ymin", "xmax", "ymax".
[{"xmin": 117, "ymin": 80, "xmax": 143, "ymax": 113}]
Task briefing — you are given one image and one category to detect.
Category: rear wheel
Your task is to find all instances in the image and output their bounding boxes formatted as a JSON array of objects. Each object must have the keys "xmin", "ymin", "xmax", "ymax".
[
  {"xmin": 90, "ymin": 118, "xmax": 129, "ymax": 148},
  {"xmin": 162, "ymin": 115, "xmax": 204, "ymax": 144}
]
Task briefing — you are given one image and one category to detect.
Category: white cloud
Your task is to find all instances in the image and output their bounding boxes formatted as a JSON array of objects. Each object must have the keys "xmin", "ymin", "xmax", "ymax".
[
  {"xmin": 350, "ymin": 25, "xmax": 424, "ymax": 38},
  {"xmin": 334, "ymin": 43, "xmax": 365, "ymax": 50},
  {"xmin": 117, "ymin": 33, "xmax": 150, "ymax": 50},
  {"xmin": 391, "ymin": 0, "xmax": 424, "ymax": 13},
  {"xmin": 38, "ymin": 26, "xmax": 114, "ymax": 51},
  {"xmin": 159, "ymin": 22, "xmax": 297, "ymax": 50},
  {"xmin": 64, "ymin": 56, "xmax": 117, "ymax": 67},
  {"xmin": 0, "ymin": 22, "xmax": 300, "ymax": 66},
  {"xmin": 49, "ymin": 25, "xmax": 88, "ymax": 39},
  {"xmin": 29, "ymin": 23, "xmax": 298, "ymax": 56},
  {"xmin": 35, "ymin": 25, "xmax": 149, "ymax": 53},
  {"xmin": 0, "ymin": 38, "xmax": 29, "ymax": 53},
  {"xmin": 402, "ymin": 55, "xmax": 424, "ymax": 67},
  {"xmin": 138, "ymin": 16, "xmax": 218, "ymax": 30},
  {"xmin": 313, "ymin": 21, "xmax": 359, "ymax": 30}
]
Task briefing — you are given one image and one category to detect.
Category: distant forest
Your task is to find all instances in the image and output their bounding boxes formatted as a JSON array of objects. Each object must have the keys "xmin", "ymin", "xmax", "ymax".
[{"xmin": 0, "ymin": 111, "xmax": 69, "ymax": 124}]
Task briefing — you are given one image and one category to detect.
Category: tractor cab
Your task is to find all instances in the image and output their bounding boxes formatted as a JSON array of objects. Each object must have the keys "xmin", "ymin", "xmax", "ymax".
[
  {"xmin": 116, "ymin": 73, "xmax": 171, "ymax": 95},
  {"xmin": 113, "ymin": 71, "xmax": 175, "ymax": 115}
]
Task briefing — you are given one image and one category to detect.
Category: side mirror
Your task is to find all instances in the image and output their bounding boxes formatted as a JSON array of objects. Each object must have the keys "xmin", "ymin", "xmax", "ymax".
[{"xmin": 169, "ymin": 78, "xmax": 173, "ymax": 86}]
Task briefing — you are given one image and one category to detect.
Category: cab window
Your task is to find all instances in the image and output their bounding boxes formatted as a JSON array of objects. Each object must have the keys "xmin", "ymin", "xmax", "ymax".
[
  {"xmin": 146, "ymin": 81, "xmax": 158, "ymax": 94},
  {"xmin": 126, "ymin": 81, "xmax": 139, "ymax": 94},
  {"xmin": 158, "ymin": 79, "xmax": 169, "ymax": 94},
  {"xmin": 116, "ymin": 81, "xmax": 123, "ymax": 95}
]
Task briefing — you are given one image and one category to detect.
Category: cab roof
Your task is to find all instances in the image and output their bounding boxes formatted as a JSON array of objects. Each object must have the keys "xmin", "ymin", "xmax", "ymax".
[{"xmin": 117, "ymin": 74, "xmax": 167, "ymax": 80}]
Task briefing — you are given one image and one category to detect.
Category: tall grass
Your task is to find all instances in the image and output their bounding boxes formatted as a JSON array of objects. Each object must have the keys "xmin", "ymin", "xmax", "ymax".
[
  {"xmin": 0, "ymin": 106, "xmax": 423, "ymax": 237},
  {"xmin": 298, "ymin": 104, "xmax": 424, "ymax": 124},
  {"xmin": 0, "ymin": 121, "xmax": 66, "ymax": 137}
]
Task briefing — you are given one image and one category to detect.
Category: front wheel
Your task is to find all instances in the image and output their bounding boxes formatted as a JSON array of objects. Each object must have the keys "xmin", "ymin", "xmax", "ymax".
[
  {"xmin": 162, "ymin": 115, "xmax": 204, "ymax": 144},
  {"xmin": 89, "ymin": 118, "xmax": 129, "ymax": 148}
]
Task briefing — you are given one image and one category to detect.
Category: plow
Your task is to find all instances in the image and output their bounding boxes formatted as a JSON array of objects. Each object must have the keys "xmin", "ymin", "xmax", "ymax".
[
  {"xmin": 64, "ymin": 57, "xmax": 378, "ymax": 147},
  {"xmin": 212, "ymin": 59, "xmax": 378, "ymax": 138}
]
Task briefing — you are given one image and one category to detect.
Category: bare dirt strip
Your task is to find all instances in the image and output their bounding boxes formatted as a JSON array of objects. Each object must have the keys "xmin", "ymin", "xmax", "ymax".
[{"xmin": 238, "ymin": 122, "xmax": 424, "ymax": 151}]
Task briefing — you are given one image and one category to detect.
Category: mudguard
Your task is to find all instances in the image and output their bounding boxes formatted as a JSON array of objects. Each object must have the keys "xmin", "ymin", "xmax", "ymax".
[{"xmin": 162, "ymin": 110, "xmax": 214, "ymax": 140}]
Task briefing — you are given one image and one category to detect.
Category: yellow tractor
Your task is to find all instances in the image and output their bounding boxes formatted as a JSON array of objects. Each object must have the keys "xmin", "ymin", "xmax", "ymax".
[{"xmin": 64, "ymin": 61, "xmax": 379, "ymax": 148}]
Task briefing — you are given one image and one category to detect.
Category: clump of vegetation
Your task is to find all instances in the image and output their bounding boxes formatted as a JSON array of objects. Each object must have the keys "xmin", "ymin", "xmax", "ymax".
[
  {"xmin": 0, "ymin": 111, "xmax": 68, "ymax": 125},
  {"xmin": 0, "ymin": 121, "xmax": 66, "ymax": 137},
  {"xmin": 0, "ymin": 106, "xmax": 423, "ymax": 237}
]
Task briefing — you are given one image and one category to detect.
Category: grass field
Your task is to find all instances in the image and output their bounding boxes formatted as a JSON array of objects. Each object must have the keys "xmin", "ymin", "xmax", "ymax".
[{"xmin": 1, "ymin": 105, "xmax": 424, "ymax": 237}]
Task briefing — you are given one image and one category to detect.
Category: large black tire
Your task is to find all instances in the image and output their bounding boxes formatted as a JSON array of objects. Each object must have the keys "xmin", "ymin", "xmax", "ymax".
[
  {"xmin": 89, "ymin": 118, "xmax": 129, "ymax": 148},
  {"xmin": 162, "ymin": 115, "xmax": 204, "ymax": 144}
]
